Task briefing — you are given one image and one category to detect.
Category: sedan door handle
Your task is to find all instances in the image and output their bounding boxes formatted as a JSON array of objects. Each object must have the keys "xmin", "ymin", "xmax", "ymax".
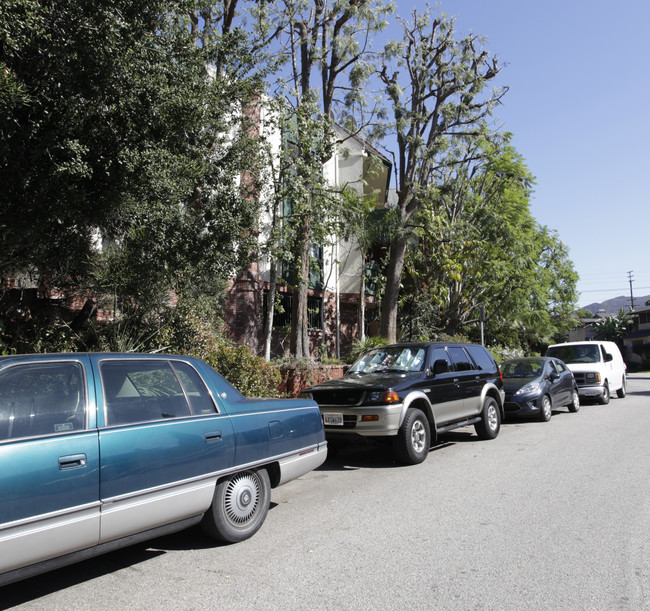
[
  {"xmin": 205, "ymin": 430, "xmax": 223, "ymax": 443},
  {"xmin": 58, "ymin": 454, "xmax": 88, "ymax": 471}
]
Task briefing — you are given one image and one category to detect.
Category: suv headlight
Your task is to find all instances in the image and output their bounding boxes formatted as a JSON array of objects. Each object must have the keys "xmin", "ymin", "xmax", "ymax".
[{"xmin": 365, "ymin": 389, "xmax": 400, "ymax": 403}]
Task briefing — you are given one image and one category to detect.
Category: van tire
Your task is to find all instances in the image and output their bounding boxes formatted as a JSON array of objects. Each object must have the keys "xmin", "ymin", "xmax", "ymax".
[
  {"xmin": 598, "ymin": 382, "xmax": 610, "ymax": 405},
  {"xmin": 616, "ymin": 377, "xmax": 626, "ymax": 398}
]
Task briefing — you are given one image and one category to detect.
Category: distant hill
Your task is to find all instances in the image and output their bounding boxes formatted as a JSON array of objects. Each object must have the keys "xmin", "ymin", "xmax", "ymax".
[{"xmin": 582, "ymin": 295, "xmax": 650, "ymax": 315}]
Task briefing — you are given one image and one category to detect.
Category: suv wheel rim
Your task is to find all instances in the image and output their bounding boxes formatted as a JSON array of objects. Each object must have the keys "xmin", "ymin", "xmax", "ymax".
[
  {"xmin": 411, "ymin": 419, "xmax": 426, "ymax": 453},
  {"xmin": 487, "ymin": 404, "xmax": 498, "ymax": 431}
]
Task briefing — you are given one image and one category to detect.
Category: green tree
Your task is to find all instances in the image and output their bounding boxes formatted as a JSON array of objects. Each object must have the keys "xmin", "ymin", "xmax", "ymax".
[
  {"xmin": 399, "ymin": 136, "xmax": 578, "ymax": 350},
  {"xmin": 262, "ymin": 0, "xmax": 392, "ymax": 358},
  {"xmin": 1, "ymin": 0, "xmax": 265, "ymax": 346},
  {"xmin": 376, "ymin": 9, "xmax": 505, "ymax": 342},
  {"xmin": 592, "ymin": 308, "xmax": 634, "ymax": 348}
]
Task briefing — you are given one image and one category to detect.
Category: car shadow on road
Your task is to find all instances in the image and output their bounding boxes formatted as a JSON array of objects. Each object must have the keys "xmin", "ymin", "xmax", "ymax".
[
  {"xmin": 316, "ymin": 432, "xmax": 481, "ymax": 471},
  {"xmin": 0, "ymin": 521, "xmax": 264, "ymax": 607},
  {"xmin": 0, "ymin": 543, "xmax": 169, "ymax": 606}
]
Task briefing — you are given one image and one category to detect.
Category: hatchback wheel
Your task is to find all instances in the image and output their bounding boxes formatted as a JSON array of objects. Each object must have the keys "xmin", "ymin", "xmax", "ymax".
[
  {"xmin": 539, "ymin": 395, "xmax": 552, "ymax": 422},
  {"xmin": 567, "ymin": 387, "xmax": 580, "ymax": 413}
]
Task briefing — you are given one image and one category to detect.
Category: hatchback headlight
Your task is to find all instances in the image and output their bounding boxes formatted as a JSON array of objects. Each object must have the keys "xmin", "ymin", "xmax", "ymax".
[{"xmin": 514, "ymin": 381, "xmax": 541, "ymax": 396}]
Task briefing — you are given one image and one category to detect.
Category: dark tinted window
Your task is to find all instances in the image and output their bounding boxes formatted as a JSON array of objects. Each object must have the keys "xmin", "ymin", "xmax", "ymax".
[
  {"xmin": 465, "ymin": 345, "xmax": 496, "ymax": 372},
  {"xmin": 448, "ymin": 347, "xmax": 473, "ymax": 372},
  {"xmin": 101, "ymin": 360, "xmax": 192, "ymax": 426},
  {"xmin": 172, "ymin": 361, "xmax": 217, "ymax": 415},
  {"xmin": 0, "ymin": 362, "xmax": 85, "ymax": 440},
  {"xmin": 430, "ymin": 347, "xmax": 452, "ymax": 374}
]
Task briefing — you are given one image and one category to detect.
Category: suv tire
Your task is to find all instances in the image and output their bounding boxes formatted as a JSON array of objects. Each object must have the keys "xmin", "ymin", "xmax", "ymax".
[
  {"xmin": 474, "ymin": 397, "xmax": 500, "ymax": 440},
  {"xmin": 394, "ymin": 408, "xmax": 430, "ymax": 465}
]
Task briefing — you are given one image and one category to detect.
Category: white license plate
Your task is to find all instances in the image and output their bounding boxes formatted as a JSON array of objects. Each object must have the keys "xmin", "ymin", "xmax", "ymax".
[{"xmin": 323, "ymin": 412, "xmax": 344, "ymax": 426}]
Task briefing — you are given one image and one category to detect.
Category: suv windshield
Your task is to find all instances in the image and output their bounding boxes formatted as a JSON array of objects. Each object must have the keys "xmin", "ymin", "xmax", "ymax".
[
  {"xmin": 546, "ymin": 344, "xmax": 600, "ymax": 364},
  {"xmin": 349, "ymin": 346, "xmax": 426, "ymax": 374}
]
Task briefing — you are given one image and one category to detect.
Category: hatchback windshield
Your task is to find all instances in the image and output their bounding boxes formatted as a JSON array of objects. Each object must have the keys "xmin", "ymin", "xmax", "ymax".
[
  {"xmin": 501, "ymin": 359, "xmax": 544, "ymax": 379},
  {"xmin": 546, "ymin": 344, "xmax": 600, "ymax": 364},
  {"xmin": 350, "ymin": 346, "xmax": 427, "ymax": 374}
]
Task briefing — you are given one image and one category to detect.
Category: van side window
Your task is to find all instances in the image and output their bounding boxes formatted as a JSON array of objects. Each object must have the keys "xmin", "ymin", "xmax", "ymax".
[
  {"xmin": 101, "ymin": 360, "xmax": 192, "ymax": 426},
  {"xmin": 0, "ymin": 362, "xmax": 85, "ymax": 441}
]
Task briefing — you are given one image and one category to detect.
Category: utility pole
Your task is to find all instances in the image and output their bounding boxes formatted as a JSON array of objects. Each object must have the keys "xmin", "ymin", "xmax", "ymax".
[{"xmin": 628, "ymin": 270, "xmax": 635, "ymax": 311}]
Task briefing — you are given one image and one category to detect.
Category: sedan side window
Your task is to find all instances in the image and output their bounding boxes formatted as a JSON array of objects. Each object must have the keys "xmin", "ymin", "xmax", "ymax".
[
  {"xmin": 171, "ymin": 361, "xmax": 217, "ymax": 415},
  {"xmin": 101, "ymin": 360, "xmax": 192, "ymax": 426},
  {"xmin": 0, "ymin": 362, "xmax": 85, "ymax": 441}
]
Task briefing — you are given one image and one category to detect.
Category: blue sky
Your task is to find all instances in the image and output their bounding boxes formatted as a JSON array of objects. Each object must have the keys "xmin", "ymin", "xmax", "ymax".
[{"xmin": 392, "ymin": 0, "xmax": 650, "ymax": 307}]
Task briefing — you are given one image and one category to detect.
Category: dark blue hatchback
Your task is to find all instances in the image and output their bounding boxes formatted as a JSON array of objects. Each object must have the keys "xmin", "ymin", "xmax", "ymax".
[{"xmin": 501, "ymin": 357, "xmax": 580, "ymax": 422}]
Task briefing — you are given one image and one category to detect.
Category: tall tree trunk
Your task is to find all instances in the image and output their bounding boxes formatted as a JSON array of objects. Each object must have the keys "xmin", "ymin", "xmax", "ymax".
[
  {"xmin": 263, "ymin": 259, "xmax": 278, "ymax": 361},
  {"xmin": 290, "ymin": 219, "xmax": 311, "ymax": 358},
  {"xmin": 379, "ymin": 235, "xmax": 408, "ymax": 342},
  {"xmin": 358, "ymin": 250, "xmax": 366, "ymax": 340}
]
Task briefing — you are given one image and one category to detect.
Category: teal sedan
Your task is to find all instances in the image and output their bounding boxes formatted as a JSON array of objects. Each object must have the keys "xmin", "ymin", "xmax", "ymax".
[{"xmin": 0, "ymin": 353, "xmax": 326, "ymax": 586}]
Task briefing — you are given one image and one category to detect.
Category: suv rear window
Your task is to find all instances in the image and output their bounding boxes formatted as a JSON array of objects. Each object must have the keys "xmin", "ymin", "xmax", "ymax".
[{"xmin": 465, "ymin": 345, "xmax": 496, "ymax": 371}]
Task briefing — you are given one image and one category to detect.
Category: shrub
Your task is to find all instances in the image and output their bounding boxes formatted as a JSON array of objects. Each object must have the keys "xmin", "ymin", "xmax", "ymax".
[{"xmin": 204, "ymin": 342, "xmax": 281, "ymax": 398}]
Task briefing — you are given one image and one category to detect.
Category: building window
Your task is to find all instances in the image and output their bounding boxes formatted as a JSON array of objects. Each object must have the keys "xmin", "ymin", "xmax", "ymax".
[{"xmin": 263, "ymin": 292, "xmax": 323, "ymax": 330}]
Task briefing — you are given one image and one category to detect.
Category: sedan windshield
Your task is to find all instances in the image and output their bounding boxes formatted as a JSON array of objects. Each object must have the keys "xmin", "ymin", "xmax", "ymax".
[{"xmin": 350, "ymin": 346, "xmax": 426, "ymax": 374}]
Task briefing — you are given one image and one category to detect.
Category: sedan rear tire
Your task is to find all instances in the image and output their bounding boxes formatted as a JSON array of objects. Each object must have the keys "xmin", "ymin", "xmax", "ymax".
[{"xmin": 201, "ymin": 469, "xmax": 271, "ymax": 543}]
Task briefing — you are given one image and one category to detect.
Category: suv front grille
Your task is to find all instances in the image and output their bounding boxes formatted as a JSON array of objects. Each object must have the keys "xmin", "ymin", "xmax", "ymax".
[{"xmin": 312, "ymin": 390, "xmax": 363, "ymax": 406}]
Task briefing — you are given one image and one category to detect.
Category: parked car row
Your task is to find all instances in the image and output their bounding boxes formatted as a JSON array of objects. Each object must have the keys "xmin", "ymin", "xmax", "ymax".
[
  {"xmin": 0, "ymin": 340, "xmax": 626, "ymax": 586},
  {"xmin": 303, "ymin": 340, "xmax": 627, "ymax": 459}
]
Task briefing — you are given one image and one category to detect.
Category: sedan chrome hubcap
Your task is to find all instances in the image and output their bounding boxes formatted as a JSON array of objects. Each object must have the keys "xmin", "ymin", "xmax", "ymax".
[{"xmin": 224, "ymin": 472, "xmax": 260, "ymax": 524}]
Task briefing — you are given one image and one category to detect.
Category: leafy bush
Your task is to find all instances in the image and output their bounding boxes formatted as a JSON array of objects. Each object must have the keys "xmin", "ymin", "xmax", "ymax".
[{"xmin": 204, "ymin": 342, "xmax": 281, "ymax": 398}]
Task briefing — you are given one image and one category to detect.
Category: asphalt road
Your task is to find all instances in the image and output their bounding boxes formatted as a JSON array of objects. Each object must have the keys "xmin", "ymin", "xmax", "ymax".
[{"xmin": 4, "ymin": 374, "xmax": 650, "ymax": 610}]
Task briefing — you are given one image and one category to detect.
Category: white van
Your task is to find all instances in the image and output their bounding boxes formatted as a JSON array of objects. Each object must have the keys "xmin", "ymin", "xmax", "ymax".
[{"xmin": 545, "ymin": 341, "xmax": 627, "ymax": 404}]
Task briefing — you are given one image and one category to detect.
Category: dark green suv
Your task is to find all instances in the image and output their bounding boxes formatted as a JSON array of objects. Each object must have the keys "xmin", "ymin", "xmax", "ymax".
[{"xmin": 303, "ymin": 343, "xmax": 505, "ymax": 465}]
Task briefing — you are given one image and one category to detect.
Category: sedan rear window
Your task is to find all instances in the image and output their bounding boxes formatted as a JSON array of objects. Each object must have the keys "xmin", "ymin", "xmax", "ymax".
[{"xmin": 101, "ymin": 360, "xmax": 214, "ymax": 426}]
